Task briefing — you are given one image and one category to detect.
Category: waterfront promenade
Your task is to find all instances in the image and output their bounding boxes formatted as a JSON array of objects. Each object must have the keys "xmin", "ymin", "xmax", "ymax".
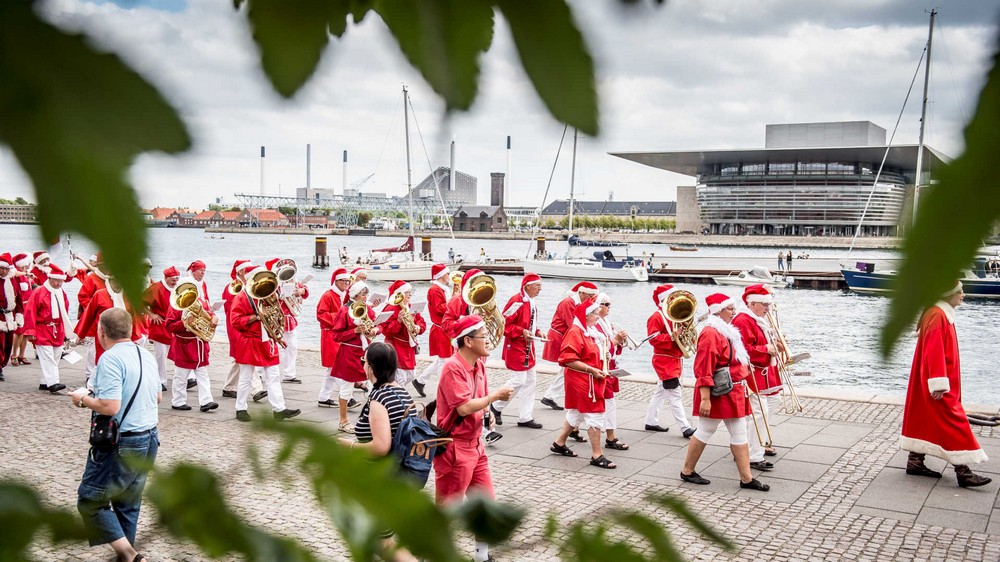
[{"xmin": 4, "ymin": 345, "xmax": 999, "ymax": 561}]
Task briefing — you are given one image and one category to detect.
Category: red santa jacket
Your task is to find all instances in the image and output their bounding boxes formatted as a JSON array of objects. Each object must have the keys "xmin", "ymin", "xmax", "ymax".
[
  {"xmin": 380, "ymin": 303, "xmax": 427, "ymax": 370},
  {"xmin": 23, "ymin": 284, "xmax": 71, "ymax": 346},
  {"xmin": 279, "ymin": 282, "xmax": 309, "ymax": 332},
  {"xmin": 731, "ymin": 311, "xmax": 782, "ymax": 396},
  {"xmin": 13, "ymin": 274, "xmax": 32, "ymax": 335},
  {"xmin": 647, "ymin": 310, "xmax": 683, "ymax": 381},
  {"xmin": 441, "ymin": 293, "xmax": 471, "ymax": 343},
  {"xmin": 329, "ymin": 301, "xmax": 375, "ymax": 382},
  {"xmin": 542, "ymin": 296, "xmax": 577, "ymax": 362},
  {"xmin": 692, "ymin": 320, "xmax": 751, "ymax": 420},
  {"xmin": 426, "ymin": 282, "xmax": 454, "ymax": 358},
  {"xmin": 0, "ymin": 276, "xmax": 25, "ymax": 333},
  {"xmin": 143, "ymin": 281, "xmax": 173, "ymax": 345},
  {"xmin": 77, "ymin": 272, "xmax": 106, "ymax": 316},
  {"xmin": 558, "ymin": 324, "xmax": 606, "ymax": 413},
  {"xmin": 74, "ymin": 289, "xmax": 144, "ymax": 361},
  {"xmin": 221, "ymin": 284, "xmax": 240, "ymax": 359},
  {"xmin": 316, "ymin": 288, "xmax": 344, "ymax": 368},
  {"xmin": 165, "ymin": 300, "xmax": 213, "ymax": 369},
  {"xmin": 595, "ymin": 318, "xmax": 622, "ymax": 397},
  {"xmin": 30, "ymin": 266, "xmax": 48, "ymax": 288},
  {"xmin": 229, "ymin": 291, "xmax": 279, "ymax": 367},
  {"xmin": 501, "ymin": 292, "xmax": 542, "ymax": 371}
]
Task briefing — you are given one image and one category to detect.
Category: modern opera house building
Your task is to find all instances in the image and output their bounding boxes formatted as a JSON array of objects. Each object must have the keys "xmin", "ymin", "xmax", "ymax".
[{"xmin": 612, "ymin": 121, "xmax": 948, "ymax": 237}]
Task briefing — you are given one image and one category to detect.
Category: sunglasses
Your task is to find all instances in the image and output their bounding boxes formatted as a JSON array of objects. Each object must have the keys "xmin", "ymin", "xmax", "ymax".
[{"xmin": 600, "ymin": 303, "xmax": 611, "ymax": 307}]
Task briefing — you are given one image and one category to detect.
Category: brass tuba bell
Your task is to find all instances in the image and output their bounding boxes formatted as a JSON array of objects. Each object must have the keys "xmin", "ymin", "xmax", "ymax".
[
  {"xmin": 462, "ymin": 274, "xmax": 505, "ymax": 350},
  {"xmin": 350, "ymin": 300, "xmax": 377, "ymax": 340},
  {"xmin": 663, "ymin": 289, "xmax": 698, "ymax": 359},
  {"xmin": 248, "ymin": 269, "xmax": 285, "ymax": 344},
  {"xmin": 171, "ymin": 281, "xmax": 216, "ymax": 343}
]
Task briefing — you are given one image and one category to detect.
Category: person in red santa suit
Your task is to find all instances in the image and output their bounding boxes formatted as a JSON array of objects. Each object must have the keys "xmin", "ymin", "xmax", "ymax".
[
  {"xmin": 548, "ymin": 297, "xmax": 615, "ymax": 468},
  {"xmin": 490, "ymin": 273, "xmax": 546, "ymax": 430},
  {"xmin": 144, "ymin": 266, "xmax": 180, "ymax": 391},
  {"xmin": 221, "ymin": 260, "xmax": 264, "ymax": 400},
  {"xmin": 327, "ymin": 279, "xmax": 377, "ymax": 432},
  {"xmin": 644, "ymin": 284, "xmax": 696, "ymax": 437},
  {"xmin": 594, "ymin": 292, "xmax": 630, "ymax": 451},
  {"xmin": 230, "ymin": 265, "xmax": 300, "ymax": 422},
  {"xmin": 433, "ymin": 314, "xmax": 514, "ymax": 562},
  {"xmin": 186, "ymin": 260, "xmax": 211, "ymax": 304},
  {"xmin": 263, "ymin": 258, "xmax": 309, "ymax": 384},
  {"xmin": 10, "ymin": 253, "xmax": 35, "ymax": 367},
  {"xmin": 681, "ymin": 292, "xmax": 769, "ymax": 492},
  {"xmin": 731, "ymin": 284, "xmax": 782, "ymax": 471},
  {"xmin": 0, "ymin": 253, "xmax": 25, "ymax": 380},
  {"xmin": 317, "ymin": 267, "xmax": 352, "ymax": 407},
  {"xmin": 380, "ymin": 280, "xmax": 427, "ymax": 388},
  {"xmin": 30, "ymin": 251, "xmax": 53, "ymax": 287},
  {"xmin": 73, "ymin": 276, "xmax": 145, "ymax": 388},
  {"xmin": 75, "ymin": 253, "xmax": 107, "ymax": 317},
  {"xmin": 901, "ymin": 282, "xmax": 991, "ymax": 487},
  {"xmin": 540, "ymin": 281, "xmax": 599, "ymax": 411},
  {"xmin": 165, "ymin": 280, "xmax": 219, "ymax": 413},
  {"xmin": 441, "ymin": 269, "xmax": 482, "ymax": 339},
  {"xmin": 22, "ymin": 264, "xmax": 72, "ymax": 393},
  {"xmin": 413, "ymin": 263, "xmax": 454, "ymax": 397}
]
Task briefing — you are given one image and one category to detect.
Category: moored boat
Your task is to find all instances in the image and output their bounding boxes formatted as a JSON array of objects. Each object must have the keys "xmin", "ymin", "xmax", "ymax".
[{"xmin": 713, "ymin": 266, "xmax": 791, "ymax": 288}]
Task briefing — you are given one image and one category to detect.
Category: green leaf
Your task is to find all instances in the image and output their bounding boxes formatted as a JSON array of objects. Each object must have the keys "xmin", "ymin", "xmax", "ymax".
[
  {"xmin": 375, "ymin": 0, "xmax": 494, "ymax": 111},
  {"xmin": 882, "ymin": 45, "xmax": 1000, "ymax": 355},
  {"xmin": 496, "ymin": 0, "xmax": 599, "ymax": 135},
  {"xmin": 0, "ymin": 0, "xmax": 190, "ymax": 304},
  {"xmin": 561, "ymin": 523, "xmax": 647, "ymax": 562},
  {"xmin": 609, "ymin": 511, "xmax": 682, "ymax": 562},
  {"xmin": 0, "ymin": 481, "xmax": 88, "ymax": 559},
  {"xmin": 244, "ymin": 0, "xmax": 356, "ymax": 98},
  {"xmin": 648, "ymin": 495, "xmax": 735, "ymax": 550},
  {"xmin": 147, "ymin": 464, "xmax": 317, "ymax": 561},
  {"xmin": 447, "ymin": 494, "xmax": 526, "ymax": 545}
]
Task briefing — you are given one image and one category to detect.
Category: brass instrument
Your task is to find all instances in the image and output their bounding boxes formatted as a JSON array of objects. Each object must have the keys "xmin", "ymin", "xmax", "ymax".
[
  {"xmin": 171, "ymin": 282, "xmax": 216, "ymax": 343},
  {"xmin": 611, "ymin": 322, "xmax": 640, "ymax": 350},
  {"xmin": 461, "ymin": 274, "xmax": 505, "ymax": 349},
  {"xmin": 248, "ymin": 269, "xmax": 285, "ymax": 344},
  {"xmin": 227, "ymin": 279, "xmax": 243, "ymax": 296},
  {"xmin": 273, "ymin": 258, "xmax": 303, "ymax": 316},
  {"xmin": 450, "ymin": 272, "xmax": 462, "ymax": 295},
  {"xmin": 391, "ymin": 291, "xmax": 420, "ymax": 338},
  {"xmin": 766, "ymin": 303, "xmax": 803, "ymax": 414},
  {"xmin": 350, "ymin": 300, "xmax": 378, "ymax": 340},
  {"xmin": 664, "ymin": 290, "xmax": 698, "ymax": 358}
]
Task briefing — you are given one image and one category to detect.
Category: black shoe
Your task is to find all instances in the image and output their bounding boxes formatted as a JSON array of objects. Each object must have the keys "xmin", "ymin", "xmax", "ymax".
[
  {"xmin": 222, "ymin": 390, "xmax": 237, "ymax": 399},
  {"xmin": 490, "ymin": 404, "xmax": 503, "ymax": 426},
  {"xmin": 172, "ymin": 404, "xmax": 192, "ymax": 411},
  {"xmin": 682, "ymin": 427, "xmax": 696, "ymax": 439},
  {"xmin": 47, "ymin": 383, "xmax": 66, "ymax": 394},
  {"xmin": 680, "ymin": 471, "xmax": 710, "ymax": 485},
  {"xmin": 958, "ymin": 473, "xmax": 992, "ymax": 488},
  {"xmin": 905, "ymin": 465, "xmax": 943, "ymax": 478},
  {"xmin": 740, "ymin": 478, "xmax": 770, "ymax": 491},
  {"xmin": 186, "ymin": 379, "xmax": 197, "ymax": 389},
  {"xmin": 517, "ymin": 419, "xmax": 543, "ymax": 429},
  {"xmin": 540, "ymin": 397, "xmax": 564, "ymax": 410},
  {"xmin": 236, "ymin": 410, "xmax": 252, "ymax": 422},
  {"xmin": 644, "ymin": 424, "xmax": 669, "ymax": 432},
  {"xmin": 412, "ymin": 380, "xmax": 426, "ymax": 398},
  {"xmin": 0, "ymin": 373, "xmax": 5, "ymax": 382},
  {"xmin": 347, "ymin": 398, "xmax": 361, "ymax": 410},
  {"xmin": 283, "ymin": 378, "xmax": 302, "ymax": 384},
  {"xmin": 252, "ymin": 390, "xmax": 268, "ymax": 402},
  {"xmin": 200, "ymin": 402, "xmax": 219, "ymax": 413},
  {"xmin": 484, "ymin": 431, "xmax": 503, "ymax": 445},
  {"xmin": 318, "ymin": 399, "xmax": 336, "ymax": 407},
  {"xmin": 160, "ymin": 383, "xmax": 167, "ymax": 392},
  {"xmin": 750, "ymin": 461, "xmax": 774, "ymax": 471},
  {"xmin": 274, "ymin": 408, "xmax": 301, "ymax": 421},
  {"xmin": 39, "ymin": 384, "xmax": 49, "ymax": 391}
]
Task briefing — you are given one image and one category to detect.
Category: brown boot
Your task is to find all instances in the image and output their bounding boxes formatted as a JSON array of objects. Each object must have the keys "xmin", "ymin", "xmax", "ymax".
[
  {"xmin": 955, "ymin": 465, "xmax": 992, "ymax": 488},
  {"xmin": 905, "ymin": 452, "xmax": 942, "ymax": 478}
]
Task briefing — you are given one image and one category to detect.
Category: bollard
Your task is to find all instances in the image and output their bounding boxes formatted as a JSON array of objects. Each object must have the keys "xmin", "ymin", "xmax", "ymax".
[
  {"xmin": 536, "ymin": 237, "xmax": 546, "ymax": 259},
  {"xmin": 314, "ymin": 236, "xmax": 328, "ymax": 268},
  {"xmin": 421, "ymin": 237, "xmax": 432, "ymax": 260}
]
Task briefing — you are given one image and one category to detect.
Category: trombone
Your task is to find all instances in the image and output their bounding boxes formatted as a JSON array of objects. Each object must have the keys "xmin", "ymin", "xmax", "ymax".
[
  {"xmin": 766, "ymin": 303, "xmax": 804, "ymax": 414},
  {"xmin": 610, "ymin": 322, "xmax": 640, "ymax": 350},
  {"xmin": 744, "ymin": 365, "xmax": 775, "ymax": 449}
]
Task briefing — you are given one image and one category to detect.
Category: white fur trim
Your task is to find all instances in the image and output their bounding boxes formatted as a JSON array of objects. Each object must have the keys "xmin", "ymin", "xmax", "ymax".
[
  {"xmin": 453, "ymin": 321, "xmax": 485, "ymax": 346},
  {"xmin": 934, "ymin": 301, "xmax": 956, "ymax": 324},
  {"xmin": 392, "ymin": 282, "xmax": 412, "ymax": 296},
  {"xmin": 942, "ymin": 281, "xmax": 963, "ymax": 298},
  {"xmin": 34, "ymin": 253, "xmax": 50, "ymax": 264},
  {"xmin": 927, "ymin": 377, "xmax": 950, "ymax": 394},
  {"xmin": 433, "ymin": 267, "xmax": 450, "ymax": 279},
  {"xmin": 47, "ymin": 273, "xmax": 66, "ymax": 281},
  {"xmin": 349, "ymin": 280, "xmax": 368, "ymax": 299},
  {"xmin": 15, "ymin": 312, "xmax": 23, "ymax": 327},
  {"xmin": 746, "ymin": 293, "xmax": 773, "ymax": 304},
  {"xmin": 708, "ymin": 298, "xmax": 735, "ymax": 315},
  {"xmin": 15, "ymin": 257, "xmax": 31, "ymax": 268},
  {"xmin": 701, "ymin": 314, "xmax": 750, "ymax": 365},
  {"xmin": 899, "ymin": 437, "xmax": 989, "ymax": 465}
]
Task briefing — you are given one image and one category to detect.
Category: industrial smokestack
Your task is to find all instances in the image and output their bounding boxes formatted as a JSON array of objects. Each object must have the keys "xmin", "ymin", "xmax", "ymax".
[
  {"xmin": 306, "ymin": 144, "xmax": 311, "ymax": 189},
  {"xmin": 505, "ymin": 136, "xmax": 511, "ymax": 207},
  {"xmin": 342, "ymin": 150, "xmax": 348, "ymax": 194},
  {"xmin": 260, "ymin": 146, "xmax": 265, "ymax": 195},
  {"xmin": 449, "ymin": 140, "xmax": 456, "ymax": 192}
]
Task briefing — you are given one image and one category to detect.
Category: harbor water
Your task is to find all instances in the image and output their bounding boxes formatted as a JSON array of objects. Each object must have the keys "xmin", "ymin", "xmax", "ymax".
[{"xmin": 4, "ymin": 225, "xmax": 995, "ymax": 407}]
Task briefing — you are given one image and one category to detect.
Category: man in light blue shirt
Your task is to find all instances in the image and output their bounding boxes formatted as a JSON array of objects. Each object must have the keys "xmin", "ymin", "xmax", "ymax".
[{"xmin": 72, "ymin": 308, "xmax": 160, "ymax": 562}]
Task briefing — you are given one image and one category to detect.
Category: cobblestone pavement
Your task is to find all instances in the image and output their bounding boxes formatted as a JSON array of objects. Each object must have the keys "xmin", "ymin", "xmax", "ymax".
[{"xmin": 2, "ymin": 345, "xmax": 999, "ymax": 561}]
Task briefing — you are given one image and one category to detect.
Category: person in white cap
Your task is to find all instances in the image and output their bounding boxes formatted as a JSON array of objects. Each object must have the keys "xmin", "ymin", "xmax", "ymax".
[
  {"xmin": 381, "ymin": 279, "xmax": 427, "ymax": 388},
  {"xmin": 22, "ymin": 264, "xmax": 71, "ymax": 394},
  {"xmin": 413, "ymin": 263, "xmax": 453, "ymax": 397},
  {"xmin": 490, "ymin": 273, "xmax": 545, "ymax": 430}
]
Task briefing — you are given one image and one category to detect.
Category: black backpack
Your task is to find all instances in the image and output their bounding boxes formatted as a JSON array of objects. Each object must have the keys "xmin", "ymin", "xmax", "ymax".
[{"xmin": 391, "ymin": 403, "xmax": 452, "ymax": 488}]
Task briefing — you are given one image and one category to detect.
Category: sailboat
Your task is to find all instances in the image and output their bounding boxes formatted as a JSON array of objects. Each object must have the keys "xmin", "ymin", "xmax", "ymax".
[{"xmin": 522, "ymin": 129, "xmax": 649, "ymax": 282}]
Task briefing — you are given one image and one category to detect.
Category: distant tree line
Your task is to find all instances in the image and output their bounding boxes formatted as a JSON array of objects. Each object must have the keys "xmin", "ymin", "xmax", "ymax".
[
  {"xmin": 0, "ymin": 196, "xmax": 30, "ymax": 205},
  {"xmin": 540, "ymin": 215, "xmax": 676, "ymax": 232}
]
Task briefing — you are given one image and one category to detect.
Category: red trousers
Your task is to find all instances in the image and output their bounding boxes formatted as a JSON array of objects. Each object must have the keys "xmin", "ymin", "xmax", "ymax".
[{"xmin": 433, "ymin": 439, "xmax": 495, "ymax": 503}]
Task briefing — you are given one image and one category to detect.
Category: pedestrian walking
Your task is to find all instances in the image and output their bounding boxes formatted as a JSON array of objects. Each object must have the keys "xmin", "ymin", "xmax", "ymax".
[
  {"xmin": 785, "ymin": 251, "xmax": 792, "ymax": 272},
  {"xmin": 777, "ymin": 251, "xmax": 784, "ymax": 272}
]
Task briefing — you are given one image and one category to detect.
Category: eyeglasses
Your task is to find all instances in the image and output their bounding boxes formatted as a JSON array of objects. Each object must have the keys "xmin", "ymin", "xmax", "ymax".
[
  {"xmin": 600, "ymin": 303, "xmax": 611, "ymax": 307},
  {"xmin": 467, "ymin": 336, "xmax": 488, "ymax": 340}
]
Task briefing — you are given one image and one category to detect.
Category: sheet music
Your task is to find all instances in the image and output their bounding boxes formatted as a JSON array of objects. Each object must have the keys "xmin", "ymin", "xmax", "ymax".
[
  {"xmin": 609, "ymin": 368, "xmax": 631, "ymax": 378},
  {"xmin": 409, "ymin": 302, "xmax": 426, "ymax": 314},
  {"xmin": 210, "ymin": 301, "xmax": 224, "ymax": 313},
  {"xmin": 62, "ymin": 350, "xmax": 83, "ymax": 365},
  {"xmin": 368, "ymin": 292, "xmax": 387, "ymax": 306},
  {"xmin": 373, "ymin": 311, "xmax": 393, "ymax": 325},
  {"xmin": 299, "ymin": 274, "xmax": 314, "ymax": 284}
]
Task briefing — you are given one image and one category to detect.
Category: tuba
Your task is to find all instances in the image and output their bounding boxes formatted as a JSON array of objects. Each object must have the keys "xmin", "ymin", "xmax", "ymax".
[
  {"xmin": 171, "ymin": 282, "xmax": 216, "ymax": 343},
  {"xmin": 462, "ymin": 274, "xmax": 505, "ymax": 349},
  {"xmin": 664, "ymin": 290, "xmax": 698, "ymax": 359},
  {"xmin": 392, "ymin": 291, "xmax": 420, "ymax": 339},
  {"xmin": 248, "ymin": 269, "xmax": 285, "ymax": 344},
  {"xmin": 273, "ymin": 258, "xmax": 303, "ymax": 316},
  {"xmin": 227, "ymin": 278, "xmax": 243, "ymax": 296},
  {"xmin": 350, "ymin": 300, "xmax": 378, "ymax": 340}
]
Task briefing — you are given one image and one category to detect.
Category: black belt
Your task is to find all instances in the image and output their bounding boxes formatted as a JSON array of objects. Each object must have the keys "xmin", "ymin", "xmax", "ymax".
[{"xmin": 120, "ymin": 428, "xmax": 154, "ymax": 437}]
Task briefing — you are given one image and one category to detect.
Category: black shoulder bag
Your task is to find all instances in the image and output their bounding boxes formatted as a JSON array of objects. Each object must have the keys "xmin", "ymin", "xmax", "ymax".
[
  {"xmin": 710, "ymin": 341, "xmax": 735, "ymax": 397},
  {"xmin": 89, "ymin": 347, "xmax": 143, "ymax": 450}
]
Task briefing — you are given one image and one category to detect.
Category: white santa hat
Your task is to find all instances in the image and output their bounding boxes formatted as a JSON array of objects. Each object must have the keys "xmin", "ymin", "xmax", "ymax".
[
  {"xmin": 431, "ymin": 263, "xmax": 449, "ymax": 279},
  {"xmin": 942, "ymin": 281, "xmax": 963, "ymax": 298},
  {"xmin": 349, "ymin": 280, "xmax": 368, "ymax": 299},
  {"xmin": 388, "ymin": 280, "xmax": 412, "ymax": 298},
  {"xmin": 706, "ymin": 292, "xmax": 736, "ymax": 315},
  {"xmin": 46, "ymin": 263, "xmax": 67, "ymax": 281},
  {"xmin": 452, "ymin": 314, "xmax": 485, "ymax": 347},
  {"xmin": 742, "ymin": 283, "xmax": 773, "ymax": 305},
  {"xmin": 33, "ymin": 251, "xmax": 50, "ymax": 265},
  {"xmin": 13, "ymin": 254, "xmax": 31, "ymax": 269}
]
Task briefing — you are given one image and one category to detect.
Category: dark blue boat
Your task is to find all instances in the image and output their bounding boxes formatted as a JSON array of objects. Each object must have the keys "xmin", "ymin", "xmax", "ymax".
[
  {"xmin": 842, "ymin": 260, "xmax": 1000, "ymax": 299},
  {"xmin": 568, "ymin": 234, "xmax": 628, "ymax": 247}
]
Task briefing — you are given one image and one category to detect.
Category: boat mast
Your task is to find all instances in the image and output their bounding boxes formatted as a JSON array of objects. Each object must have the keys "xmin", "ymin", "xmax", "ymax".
[
  {"xmin": 912, "ymin": 8, "xmax": 936, "ymax": 223},
  {"xmin": 568, "ymin": 128, "xmax": 578, "ymax": 237},
  {"xmin": 403, "ymin": 85, "xmax": 415, "ymax": 259}
]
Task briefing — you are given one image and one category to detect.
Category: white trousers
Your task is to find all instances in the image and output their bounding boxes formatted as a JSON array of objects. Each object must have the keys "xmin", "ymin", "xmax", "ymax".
[
  {"xmin": 493, "ymin": 368, "xmax": 537, "ymax": 423},
  {"xmin": 543, "ymin": 372, "xmax": 564, "ymax": 401},
  {"xmin": 766, "ymin": 393, "xmax": 782, "ymax": 416},
  {"xmin": 416, "ymin": 356, "xmax": 447, "ymax": 384},
  {"xmin": 173, "ymin": 366, "xmax": 214, "ymax": 407},
  {"xmin": 644, "ymin": 385, "xmax": 691, "ymax": 430},
  {"xmin": 236, "ymin": 364, "xmax": 285, "ymax": 412},
  {"xmin": 394, "ymin": 368, "xmax": 416, "ymax": 387},
  {"xmin": 566, "ymin": 409, "xmax": 604, "ymax": 431},
  {"xmin": 604, "ymin": 396, "xmax": 617, "ymax": 430},
  {"xmin": 225, "ymin": 361, "xmax": 263, "ymax": 393},
  {"xmin": 85, "ymin": 340, "xmax": 96, "ymax": 380},
  {"xmin": 693, "ymin": 417, "xmax": 749, "ymax": 446},
  {"xmin": 319, "ymin": 376, "xmax": 355, "ymax": 402},
  {"xmin": 153, "ymin": 341, "xmax": 170, "ymax": 385},
  {"xmin": 37, "ymin": 345, "xmax": 60, "ymax": 386},
  {"xmin": 279, "ymin": 328, "xmax": 298, "ymax": 380}
]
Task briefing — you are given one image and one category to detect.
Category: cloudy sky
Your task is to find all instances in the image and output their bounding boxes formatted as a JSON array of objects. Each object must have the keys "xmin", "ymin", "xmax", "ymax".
[{"xmin": 0, "ymin": 0, "xmax": 996, "ymax": 209}]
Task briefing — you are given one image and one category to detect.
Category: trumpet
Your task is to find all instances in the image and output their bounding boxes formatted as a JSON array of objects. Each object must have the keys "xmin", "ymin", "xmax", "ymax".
[
  {"xmin": 248, "ymin": 269, "xmax": 285, "ymax": 345},
  {"xmin": 766, "ymin": 303, "xmax": 803, "ymax": 414},
  {"xmin": 171, "ymin": 281, "xmax": 216, "ymax": 342},
  {"xmin": 391, "ymin": 291, "xmax": 420, "ymax": 339},
  {"xmin": 350, "ymin": 300, "xmax": 378, "ymax": 340},
  {"xmin": 462, "ymin": 274, "xmax": 505, "ymax": 350},
  {"xmin": 664, "ymin": 290, "xmax": 698, "ymax": 358},
  {"xmin": 273, "ymin": 258, "xmax": 303, "ymax": 316}
]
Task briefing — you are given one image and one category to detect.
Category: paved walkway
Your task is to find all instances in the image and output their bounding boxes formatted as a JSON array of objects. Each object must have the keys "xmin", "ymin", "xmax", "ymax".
[{"xmin": 3, "ymin": 346, "xmax": 999, "ymax": 561}]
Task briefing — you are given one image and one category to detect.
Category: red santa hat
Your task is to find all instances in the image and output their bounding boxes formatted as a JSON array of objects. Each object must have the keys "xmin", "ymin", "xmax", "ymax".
[
  {"xmin": 706, "ymin": 293, "xmax": 736, "ymax": 315},
  {"xmin": 13, "ymin": 253, "xmax": 30, "ymax": 268},
  {"xmin": 331, "ymin": 267, "xmax": 350, "ymax": 285},
  {"xmin": 460, "ymin": 269, "xmax": 487, "ymax": 303},
  {"xmin": 230, "ymin": 259, "xmax": 251, "ymax": 279},
  {"xmin": 742, "ymin": 284, "xmax": 773, "ymax": 305},
  {"xmin": 265, "ymin": 258, "xmax": 282, "ymax": 272},
  {"xmin": 0, "ymin": 253, "xmax": 11, "ymax": 268},
  {"xmin": 431, "ymin": 263, "xmax": 449, "ymax": 279},
  {"xmin": 652, "ymin": 284, "xmax": 674, "ymax": 306},
  {"xmin": 521, "ymin": 273, "xmax": 542, "ymax": 291},
  {"xmin": 351, "ymin": 267, "xmax": 366, "ymax": 276},
  {"xmin": 571, "ymin": 281, "xmax": 598, "ymax": 295},
  {"xmin": 348, "ymin": 280, "xmax": 368, "ymax": 299},
  {"xmin": 187, "ymin": 260, "xmax": 206, "ymax": 272},
  {"xmin": 46, "ymin": 264, "xmax": 67, "ymax": 281},
  {"xmin": 573, "ymin": 297, "xmax": 601, "ymax": 326},
  {"xmin": 388, "ymin": 280, "xmax": 412, "ymax": 298},
  {"xmin": 452, "ymin": 314, "xmax": 485, "ymax": 347},
  {"xmin": 163, "ymin": 266, "xmax": 180, "ymax": 279},
  {"xmin": 33, "ymin": 251, "xmax": 50, "ymax": 264}
]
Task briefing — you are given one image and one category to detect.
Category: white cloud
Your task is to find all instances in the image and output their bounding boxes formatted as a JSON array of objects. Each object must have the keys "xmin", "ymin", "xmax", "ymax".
[{"xmin": 0, "ymin": 0, "xmax": 995, "ymax": 209}]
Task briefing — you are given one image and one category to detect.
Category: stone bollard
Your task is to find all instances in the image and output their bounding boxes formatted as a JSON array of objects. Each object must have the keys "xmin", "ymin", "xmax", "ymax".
[{"xmin": 313, "ymin": 236, "xmax": 328, "ymax": 268}]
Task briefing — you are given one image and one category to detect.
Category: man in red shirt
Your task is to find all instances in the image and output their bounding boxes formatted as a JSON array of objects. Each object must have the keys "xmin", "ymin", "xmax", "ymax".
[
  {"xmin": 434, "ymin": 315, "xmax": 513, "ymax": 562},
  {"xmin": 491, "ymin": 273, "xmax": 545, "ymax": 429},
  {"xmin": 413, "ymin": 263, "xmax": 453, "ymax": 397},
  {"xmin": 540, "ymin": 281, "xmax": 598, "ymax": 410},
  {"xmin": 144, "ymin": 266, "xmax": 180, "ymax": 391}
]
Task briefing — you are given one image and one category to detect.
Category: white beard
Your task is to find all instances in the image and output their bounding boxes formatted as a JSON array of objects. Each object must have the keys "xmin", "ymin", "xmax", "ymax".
[{"xmin": 701, "ymin": 315, "xmax": 750, "ymax": 365}]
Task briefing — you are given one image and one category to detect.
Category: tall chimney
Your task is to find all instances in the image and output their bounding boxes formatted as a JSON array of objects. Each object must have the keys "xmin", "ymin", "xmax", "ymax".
[
  {"xmin": 306, "ymin": 144, "xmax": 311, "ymax": 189},
  {"xmin": 490, "ymin": 173, "xmax": 505, "ymax": 207},
  {"xmin": 342, "ymin": 150, "xmax": 348, "ymax": 194},
  {"xmin": 505, "ymin": 136, "xmax": 511, "ymax": 207},
  {"xmin": 259, "ymin": 146, "xmax": 265, "ymax": 195},
  {"xmin": 449, "ymin": 140, "xmax": 456, "ymax": 192}
]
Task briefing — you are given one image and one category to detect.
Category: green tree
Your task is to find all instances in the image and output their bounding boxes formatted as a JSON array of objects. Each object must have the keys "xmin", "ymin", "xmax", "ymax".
[
  {"xmin": 14, "ymin": 196, "xmax": 28, "ymax": 205},
  {"xmin": 356, "ymin": 211, "xmax": 372, "ymax": 228}
]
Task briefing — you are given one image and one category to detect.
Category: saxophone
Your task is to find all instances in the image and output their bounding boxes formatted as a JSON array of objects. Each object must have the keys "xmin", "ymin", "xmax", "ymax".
[
  {"xmin": 171, "ymin": 282, "xmax": 216, "ymax": 343},
  {"xmin": 391, "ymin": 292, "xmax": 420, "ymax": 339}
]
